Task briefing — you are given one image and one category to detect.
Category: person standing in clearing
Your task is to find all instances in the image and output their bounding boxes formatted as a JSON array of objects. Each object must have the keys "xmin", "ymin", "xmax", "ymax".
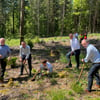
[
  {"xmin": 19, "ymin": 41, "xmax": 32, "ymax": 76},
  {"xmin": 81, "ymin": 39, "xmax": 100, "ymax": 93},
  {"xmin": 66, "ymin": 34, "xmax": 80, "ymax": 69},
  {"xmin": 0, "ymin": 38, "xmax": 11, "ymax": 83}
]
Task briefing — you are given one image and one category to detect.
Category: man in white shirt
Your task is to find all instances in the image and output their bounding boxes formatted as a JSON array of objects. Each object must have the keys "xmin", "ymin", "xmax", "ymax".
[
  {"xmin": 73, "ymin": 32, "xmax": 78, "ymax": 39},
  {"xmin": 66, "ymin": 34, "xmax": 80, "ymax": 69},
  {"xmin": 81, "ymin": 39, "xmax": 100, "ymax": 92},
  {"xmin": 19, "ymin": 41, "xmax": 32, "ymax": 76}
]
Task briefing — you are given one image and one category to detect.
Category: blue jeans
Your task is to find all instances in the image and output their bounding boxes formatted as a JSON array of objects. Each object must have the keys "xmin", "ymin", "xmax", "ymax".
[
  {"xmin": 66, "ymin": 49, "xmax": 80, "ymax": 68},
  {"xmin": 87, "ymin": 63, "xmax": 100, "ymax": 91}
]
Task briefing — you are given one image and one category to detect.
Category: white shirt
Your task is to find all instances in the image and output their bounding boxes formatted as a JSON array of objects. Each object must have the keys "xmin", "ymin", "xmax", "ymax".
[
  {"xmin": 73, "ymin": 33, "xmax": 78, "ymax": 39},
  {"xmin": 84, "ymin": 44, "xmax": 100, "ymax": 63},
  {"xmin": 20, "ymin": 45, "xmax": 30, "ymax": 59},
  {"xmin": 40, "ymin": 62, "xmax": 53, "ymax": 73},
  {"xmin": 70, "ymin": 38, "xmax": 80, "ymax": 51}
]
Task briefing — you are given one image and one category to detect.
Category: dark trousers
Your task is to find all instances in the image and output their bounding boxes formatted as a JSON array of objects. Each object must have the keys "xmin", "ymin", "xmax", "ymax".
[
  {"xmin": 0, "ymin": 59, "xmax": 7, "ymax": 78},
  {"xmin": 66, "ymin": 49, "xmax": 80, "ymax": 68},
  {"xmin": 21, "ymin": 54, "xmax": 32, "ymax": 75},
  {"xmin": 87, "ymin": 63, "xmax": 100, "ymax": 91}
]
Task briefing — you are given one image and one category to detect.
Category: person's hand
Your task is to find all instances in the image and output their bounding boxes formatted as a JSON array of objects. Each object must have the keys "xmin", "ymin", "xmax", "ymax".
[
  {"xmin": 8, "ymin": 57, "xmax": 11, "ymax": 61},
  {"xmin": 71, "ymin": 51, "xmax": 73, "ymax": 55},
  {"xmin": 81, "ymin": 59, "xmax": 84, "ymax": 62},
  {"xmin": 23, "ymin": 59, "xmax": 26, "ymax": 64},
  {"xmin": 19, "ymin": 58, "xmax": 22, "ymax": 62},
  {"xmin": 0, "ymin": 55, "xmax": 2, "ymax": 58}
]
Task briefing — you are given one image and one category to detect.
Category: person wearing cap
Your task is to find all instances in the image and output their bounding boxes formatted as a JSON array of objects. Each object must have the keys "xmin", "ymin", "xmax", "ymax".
[
  {"xmin": 81, "ymin": 39, "xmax": 100, "ymax": 92},
  {"xmin": 19, "ymin": 41, "xmax": 32, "ymax": 76},
  {"xmin": 0, "ymin": 38, "xmax": 11, "ymax": 83}
]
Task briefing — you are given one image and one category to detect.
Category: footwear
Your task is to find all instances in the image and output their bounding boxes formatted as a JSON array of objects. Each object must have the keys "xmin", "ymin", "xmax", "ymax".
[
  {"xmin": 95, "ymin": 84, "xmax": 100, "ymax": 88},
  {"xmin": 31, "ymin": 78, "xmax": 35, "ymax": 81},
  {"xmin": 0, "ymin": 78, "xmax": 4, "ymax": 83},
  {"xmin": 66, "ymin": 65, "xmax": 72, "ymax": 68},
  {"xmin": 85, "ymin": 89, "xmax": 91, "ymax": 93},
  {"xmin": 19, "ymin": 73, "xmax": 23, "ymax": 76}
]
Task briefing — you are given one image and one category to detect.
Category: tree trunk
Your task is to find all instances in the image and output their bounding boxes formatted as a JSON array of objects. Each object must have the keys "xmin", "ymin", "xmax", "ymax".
[
  {"xmin": 93, "ymin": 0, "xmax": 98, "ymax": 33},
  {"xmin": 47, "ymin": 0, "xmax": 50, "ymax": 36},
  {"xmin": 12, "ymin": 0, "xmax": 14, "ymax": 34},
  {"xmin": 61, "ymin": 0, "xmax": 65, "ymax": 36},
  {"xmin": 37, "ymin": 0, "xmax": 40, "ymax": 36},
  {"xmin": 20, "ymin": 0, "xmax": 24, "ymax": 44}
]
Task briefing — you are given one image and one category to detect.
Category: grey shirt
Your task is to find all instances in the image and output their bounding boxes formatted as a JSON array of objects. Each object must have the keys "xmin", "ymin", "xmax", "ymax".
[
  {"xmin": 0, "ymin": 45, "xmax": 11, "ymax": 59},
  {"xmin": 84, "ymin": 44, "xmax": 100, "ymax": 63},
  {"xmin": 20, "ymin": 45, "xmax": 30, "ymax": 59}
]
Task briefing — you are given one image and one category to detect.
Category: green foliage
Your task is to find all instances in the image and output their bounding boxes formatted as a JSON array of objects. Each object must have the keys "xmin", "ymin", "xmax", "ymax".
[
  {"xmin": 7, "ymin": 57, "xmax": 17, "ymax": 68},
  {"xmin": 33, "ymin": 36, "xmax": 40, "ymax": 43},
  {"xmin": 50, "ymin": 78, "xmax": 57, "ymax": 85},
  {"xmin": 27, "ymin": 40, "xmax": 34, "ymax": 49},
  {"xmin": 71, "ymin": 82, "xmax": 83, "ymax": 94},
  {"xmin": 32, "ymin": 68, "xmax": 37, "ymax": 73},
  {"xmin": 67, "ymin": 90, "xmax": 74, "ymax": 96},
  {"xmin": 59, "ymin": 53, "xmax": 67, "ymax": 63},
  {"xmin": 47, "ymin": 89, "xmax": 67, "ymax": 100}
]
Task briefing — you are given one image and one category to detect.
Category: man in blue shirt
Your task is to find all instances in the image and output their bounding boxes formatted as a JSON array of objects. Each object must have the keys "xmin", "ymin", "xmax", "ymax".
[
  {"xmin": 81, "ymin": 39, "xmax": 100, "ymax": 92},
  {"xmin": 0, "ymin": 38, "xmax": 11, "ymax": 83}
]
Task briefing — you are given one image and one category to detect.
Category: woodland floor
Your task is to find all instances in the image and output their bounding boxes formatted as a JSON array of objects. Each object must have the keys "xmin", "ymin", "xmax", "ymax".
[{"xmin": 0, "ymin": 36, "xmax": 100, "ymax": 100}]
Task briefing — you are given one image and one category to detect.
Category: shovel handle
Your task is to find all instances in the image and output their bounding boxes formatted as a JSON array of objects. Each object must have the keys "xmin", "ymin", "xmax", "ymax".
[{"xmin": 77, "ymin": 63, "xmax": 85, "ymax": 82}]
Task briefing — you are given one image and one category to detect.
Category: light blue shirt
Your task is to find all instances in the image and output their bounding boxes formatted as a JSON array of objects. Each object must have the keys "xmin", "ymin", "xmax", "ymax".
[
  {"xmin": 84, "ymin": 44, "xmax": 100, "ymax": 63},
  {"xmin": 40, "ymin": 62, "xmax": 53, "ymax": 73},
  {"xmin": 70, "ymin": 38, "xmax": 80, "ymax": 51},
  {"xmin": 0, "ymin": 45, "xmax": 11, "ymax": 59},
  {"xmin": 20, "ymin": 45, "xmax": 30, "ymax": 59}
]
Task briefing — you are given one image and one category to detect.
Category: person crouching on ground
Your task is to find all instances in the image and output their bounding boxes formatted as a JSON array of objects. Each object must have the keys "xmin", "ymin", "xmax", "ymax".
[
  {"xmin": 31, "ymin": 59, "xmax": 53, "ymax": 81},
  {"xmin": 66, "ymin": 34, "xmax": 80, "ymax": 69},
  {"xmin": 19, "ymin": 41, "xmax": 32, "ymax": 76},
  {"xmin": 0, "ymin": 38, "xmax": 11, "ymax": 83},
  {"xmin": 81, "ymin": 39, "xmax": 100, "ymax": 93}
]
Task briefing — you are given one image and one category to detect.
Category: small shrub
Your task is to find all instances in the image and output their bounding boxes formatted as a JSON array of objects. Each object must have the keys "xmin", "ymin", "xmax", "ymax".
[
  {"xmin": 52, "ymin": 72, "xmax": 59, "ymax": 78},
  {"xmin": 27, "ymin": 40, "xmax": 34, "ymax": 49},
  {"xmin": 58, "ymin": 71, "xmax": 66, "ymax": 78},
  {"xmin": 7, "ymin": 57, "xmax": 17, "ymax": 68},
  {"xmin": 68, "ymin": 90, "xmax": 74, "ymax": 96},
  {"xmin": 50, "ymin": 78, "xmax": 57, "ymax": 85},
  {"xmin": 71, "ymin": 82, "xmax": 83, "ymax": 94},
  {"xmin": 32, "ymin": 68, "xmax": 37, "ymax": 73},
  {"xmin": 59, "ymin": 53, "xmax": 67, "ymax": 63},
  {"xmin": 47, "ymin": 89, "xmax": 67, "ymax": 100},
  {"xmin": 33, "ymin": 36, "xmax": 40, "ymax": 43},
  {"xmin": 69, "ymin": 97, "xmax": 75, "ymax": 100}
]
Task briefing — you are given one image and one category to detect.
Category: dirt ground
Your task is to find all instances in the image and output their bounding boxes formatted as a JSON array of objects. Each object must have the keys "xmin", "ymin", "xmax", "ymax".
[{"xmin": 0, "ymin": 37, "xmax": 100, "ymax": 100}]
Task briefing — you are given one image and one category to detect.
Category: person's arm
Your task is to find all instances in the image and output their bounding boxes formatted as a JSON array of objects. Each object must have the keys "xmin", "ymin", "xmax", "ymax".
[
  {"xmin": 84, "ymin": 48, "xmax": 92, "ymax": 63},
  {"xmin": 31, "ymin": 68, "xmax": 41, "ymax": 81},
  {"xmin": 25, "ymin": 46, "xmax": 30, "ymax": 60},
  {"xmin": 19, "ymin": 46, "xmax": 22, "ymax": 62}
]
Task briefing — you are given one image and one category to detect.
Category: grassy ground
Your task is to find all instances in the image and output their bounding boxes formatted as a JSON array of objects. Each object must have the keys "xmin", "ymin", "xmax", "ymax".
[
  {"xmin": 6, "ymin": 33, "xmax": 100, "ymax": 47},
  {"xmin": 0, "ymin": 34, "xmax": 100, "ymax": 100}
]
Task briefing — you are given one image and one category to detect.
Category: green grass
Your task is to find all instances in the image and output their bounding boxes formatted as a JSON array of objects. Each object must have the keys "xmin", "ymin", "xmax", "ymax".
[
  {"xmin": 5, "ymin": 33, "xmax": 100, "ymax": 46},
  {"xmin": 59, "ymin": 53, "xmax": 67, "ymax": 63},
  {"xmin": 71, "ymin": 82, "xmax": 84, "ymax": 94},
  {"xmin": 46, "ymin": 89, "xmax": 67, "ymax": 100},
  {"xmin": 6, "ymin": 39, "xmax": 20, "ymax": 46},
  {"xmin": 5, "ymin": 36, "xmax": 69, "ymax": 47}
]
